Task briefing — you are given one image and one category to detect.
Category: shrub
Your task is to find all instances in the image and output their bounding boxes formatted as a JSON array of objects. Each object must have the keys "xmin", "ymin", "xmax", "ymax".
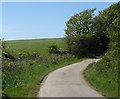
[
  {"xmin": 2, "ymin": 41, "xmax": 15, "ymax": 60},
  {"xmin": 17, "ymin": 50, "xmax": 30, "ymax": 59},
  {"xmin": 3, "ymin": 51, "xmax": 15, "ymax": 60},
  {"xmin": 48, "ymin": 44, "xmax": 61, "ymax": 54}
]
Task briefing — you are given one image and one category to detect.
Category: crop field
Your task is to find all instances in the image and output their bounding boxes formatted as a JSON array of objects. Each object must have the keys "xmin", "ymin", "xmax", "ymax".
[{"xmin": 2, "ymin": 38, "xmax": 83, "ymax": 97}]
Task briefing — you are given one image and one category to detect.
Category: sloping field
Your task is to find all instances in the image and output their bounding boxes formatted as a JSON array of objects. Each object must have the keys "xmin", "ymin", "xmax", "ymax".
[
  {"xmin": 2, "ymin": 38, "xmax": 83, "ymax": 97},
  {"xmin": 5, "ymin": 38, "xmax": 67, "ymax": 55}
]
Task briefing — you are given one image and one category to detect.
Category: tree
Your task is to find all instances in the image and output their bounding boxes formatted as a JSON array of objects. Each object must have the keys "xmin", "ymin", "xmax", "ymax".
[
  {"xmin": 65, "ymin": 9, "xmax": 96, "ymax": 56},
  {"xmin": 93, "ymin": 2, "xmax": 120, "ymax": 54},
  {"xmin": 65, "ymin": 2, "xmax": 120, "ymax": 57}
]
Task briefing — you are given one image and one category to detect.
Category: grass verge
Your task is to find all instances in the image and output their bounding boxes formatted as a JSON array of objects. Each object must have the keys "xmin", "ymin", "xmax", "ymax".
[
  {"xmin": 3, "ymin": 56, "xmax": 84, "ymax": 97},
  {"xmin": 84, "ymin": 57, "xmax": 118, "ymax": 98}
]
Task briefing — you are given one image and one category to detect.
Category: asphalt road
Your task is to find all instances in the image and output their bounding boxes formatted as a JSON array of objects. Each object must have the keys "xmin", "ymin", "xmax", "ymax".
[{"xmin": 37, "ymin": 59, "xmax": 104, "ymax": 97}]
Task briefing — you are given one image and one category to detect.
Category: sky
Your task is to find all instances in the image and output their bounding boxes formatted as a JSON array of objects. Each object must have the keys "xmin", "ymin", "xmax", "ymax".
[
  {"xmin": 2, "ymin": 0, "xmax": 119, "ymax": 2},
  {"xmin": 2, "ymin": 2, "xmax": 116, "ymax": 40}
]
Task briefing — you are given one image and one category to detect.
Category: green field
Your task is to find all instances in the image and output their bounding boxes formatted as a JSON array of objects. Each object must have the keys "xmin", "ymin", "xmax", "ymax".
[
  {"xmin": 2, "ymin": 38, "xmax": 83, "ymax": 97},
  {"xmin": 5, "ymin": 38, "xmax": 67, "ymax": 56}
]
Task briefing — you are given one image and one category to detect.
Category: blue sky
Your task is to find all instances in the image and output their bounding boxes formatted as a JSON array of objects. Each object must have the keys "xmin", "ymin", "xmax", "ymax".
[{"xmin": 2, "ymin": 2, "xmax": 115, "ymax": 40}]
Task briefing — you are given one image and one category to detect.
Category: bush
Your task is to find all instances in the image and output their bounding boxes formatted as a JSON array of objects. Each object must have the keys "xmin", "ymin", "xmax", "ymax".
[
  {"xmin": 2, "ymin": 41, "xmax": 15, "ymax": 60},
  {"xmin": 2, "ymin": 51, "xmax": 15, "ymax": 60},
  {"xmin": 17, "ymin": 50, "xmax": 30, "ymax": 59},
  {"xmin": 48, "ymin": 44, "xmax": 61, "ymax": 54}
]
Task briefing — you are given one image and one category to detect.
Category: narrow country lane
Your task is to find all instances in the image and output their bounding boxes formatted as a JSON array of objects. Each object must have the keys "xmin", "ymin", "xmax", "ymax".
[{"xmin": 37, "ymin": 59, "xmax": 104, "ymax": 97}]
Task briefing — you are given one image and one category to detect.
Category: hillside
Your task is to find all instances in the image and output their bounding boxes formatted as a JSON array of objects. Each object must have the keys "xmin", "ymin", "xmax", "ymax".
[
  {"xmin": 5, "ymin": 38, "xmax": 67, "ymax": 56},
  {"xmin": 2, "ymin": 38, "xmax": 82, "ymax": 97}
]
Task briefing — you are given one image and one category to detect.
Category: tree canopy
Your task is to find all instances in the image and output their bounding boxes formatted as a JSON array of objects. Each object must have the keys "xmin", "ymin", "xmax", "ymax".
[
  {"xmin": 65, "ymin": 9, "xmax": 96, "ymax": 57},
  {"xmin": 65, "ymin": 2, "xmax": 120, "ymax": 57}
]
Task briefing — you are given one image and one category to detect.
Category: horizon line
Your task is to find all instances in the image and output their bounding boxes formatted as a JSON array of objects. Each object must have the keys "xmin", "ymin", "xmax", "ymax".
[{"xmin": 1, "ymin": 37, "xmax": 65, "ymax": 41}]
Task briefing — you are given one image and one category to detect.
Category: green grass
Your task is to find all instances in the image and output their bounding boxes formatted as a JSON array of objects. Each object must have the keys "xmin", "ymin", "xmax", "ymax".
[
  {"xmin": 2, "ymin": 38, "xmax": 84, "ymax": 97},
  {"xmin": 85, "ymin": 53, "xmax": 118, "ymax": 98},
  {"xmin": 5, "ymin": 38, "xmax": 67, "ymax": 56},
  {"xmin": 4, "ymin": 58, "xmax": 83, "ymax": 97}
]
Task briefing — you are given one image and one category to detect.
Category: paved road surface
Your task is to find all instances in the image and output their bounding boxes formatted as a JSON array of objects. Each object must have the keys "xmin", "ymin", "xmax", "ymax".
[{"xmin": 37, "ymin": 59, "xmax": 104, "ymax": 97}]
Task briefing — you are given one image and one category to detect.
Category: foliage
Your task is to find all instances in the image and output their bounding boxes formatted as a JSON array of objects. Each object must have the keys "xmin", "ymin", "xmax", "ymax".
[
  {"xmin": 93, "ymin": 2, "xmax": 120, "ymax": 54},
  {"xmin": 65, "ymin": 8, "xmax": 96, "ymax": 36},
  {"xmin": 2, "ymin": 54, "xmax": 80, "ymax": 97},
  {"xmin": 65, "ymin": 9, "xmax": 96, "ymax": 56},
  {"xmin": 85, "ymin": 2, "xmax": 120, "ymax": 97},
  {"xmin": 2, "ymin": 41, "xmax": 15, "ymax": 60},
  {"xmin": 48, "ymin": 44, "xmax": 69, "ymax": 55},
  {"xmin": 65, "ymin": 2, "xmax": 120, "ymax": 57},
  {"xmin": 48, "ymin": 44, "xmax": 60, "ymax": 54}
]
